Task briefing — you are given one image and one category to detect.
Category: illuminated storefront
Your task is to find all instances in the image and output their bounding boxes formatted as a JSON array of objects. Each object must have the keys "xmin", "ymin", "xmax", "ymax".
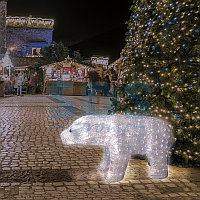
[{"xmin": 42, "ymin": 61, "xmax": 89, "ymax": 96}]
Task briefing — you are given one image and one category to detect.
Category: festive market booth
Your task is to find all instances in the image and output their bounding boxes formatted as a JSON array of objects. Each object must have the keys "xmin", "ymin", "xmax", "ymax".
[
  {"xmin": 0, "ymin": 50, "xmax": 15, "ymax": 96},
  {"xmin": 42, "ymin": 61, "xmax": 88, "ymax": 96}
]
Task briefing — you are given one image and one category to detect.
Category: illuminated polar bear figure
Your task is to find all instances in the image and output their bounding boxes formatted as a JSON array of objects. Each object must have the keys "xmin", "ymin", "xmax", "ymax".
[{"xmin": 60, "ymin": 114, "xmax": 174, "ymax": 183}]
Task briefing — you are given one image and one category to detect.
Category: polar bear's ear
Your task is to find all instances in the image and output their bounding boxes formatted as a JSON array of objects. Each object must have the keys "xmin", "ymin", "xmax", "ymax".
[{"xmin": 69, "ymin": 129, "xmax": 72, "ymax": 132}]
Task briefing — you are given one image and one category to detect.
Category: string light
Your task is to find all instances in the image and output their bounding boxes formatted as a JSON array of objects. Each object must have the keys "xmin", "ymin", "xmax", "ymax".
[
  {"xmin": 120, "ymin": 0, "xmax": 200, "ymax": 165},
  {"xmin": 6, "ymin": 16, "xmax": 54, "ymax": 29}
]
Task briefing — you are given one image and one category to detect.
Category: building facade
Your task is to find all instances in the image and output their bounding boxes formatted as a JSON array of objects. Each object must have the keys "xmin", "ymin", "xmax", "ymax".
[
  {"xmin": 0, "ymin": 0, "xmax": 54, "ymax": 59},
  {"xmin": 6, "ymin": 16, "xmax": 54, "ymax": 57}
]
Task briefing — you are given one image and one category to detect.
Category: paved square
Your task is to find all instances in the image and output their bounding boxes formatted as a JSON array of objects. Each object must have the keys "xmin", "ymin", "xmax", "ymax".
[{"xmin": 0, "ymin": 95, "xmax": 199, "ymax": 199}]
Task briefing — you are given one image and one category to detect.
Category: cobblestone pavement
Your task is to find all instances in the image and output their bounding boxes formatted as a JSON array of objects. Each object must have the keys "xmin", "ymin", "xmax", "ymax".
[{"xmin": 0, "ymin": 95, "xmax": 199, "ymax": 200}]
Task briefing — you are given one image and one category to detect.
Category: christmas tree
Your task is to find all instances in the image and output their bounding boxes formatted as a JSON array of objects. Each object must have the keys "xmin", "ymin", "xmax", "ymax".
[{"xmin": 114, "ymin": 0, "xmax": 200, "ymax": 166}]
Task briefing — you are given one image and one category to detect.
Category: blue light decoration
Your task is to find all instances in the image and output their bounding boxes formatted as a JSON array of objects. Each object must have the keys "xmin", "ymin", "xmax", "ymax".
[
  {"xmin": 164, "ymin": 28, "xmax": 168, "ymax": 31},
  {"xmin": 173, "ymin": 17, "xmax": 178, "ymax": 21},
  {"xmin": 182, "ymin": 44, "xmax": 187, "ymax": 47},
  {"xmin": 152, "ymin": 46, "xmax": 156, "ymax": 50},
  {"xmin": 170, "ymin": 2, "xmax": 174, "ymax": 7},
  {"xmin": 156, "ymin": 82, "xmax": 160, "ymax": 86},
  {"xmin": 134, "ymin": 49, "xmax": 138, "ymax": 53},
  {"xmin": 152, "ymin": 10, "xmax": 156, "ymax": 15},
  {"xmin": 145, "ymin": 31, "xmax": 148, "ymax": 35},
  {"xmin": 168, "ymin": 21, "xmax": 172, "ymax": 25},
  {"xmin": 163, "ymin": 36, "xmax": 167, "ymax": 39},
  {"xmin": 188, "ymin": 86, "xmax": 193, "ymax": 90},
  {"xmin": 179, "ymin": 79, "xmax": 183, "ymax": 83},
  {"xmin": 144, "ymin": 7, "xmax": 148, "ymax": 11},
  {"xmin": 195, "ymin": 28, "xmax": 200, "ymax": 33},
  {"xmin": 190, "ymin": 10, "xmax": 194, "ymax": 13},
  {"xmin": 193, "ymin": 74, "xmax": 198, "ymax": 77},
  {"xmin": 177, "ymin": 7, "xmax": 180, "ymax": 11},
  {"xmin": 150, "ymin": 71, "xmax": 154, "ymax": 75},
  {"xmin": 190, "ymin": 59, "xmax": 195, "ymax": 62},
  {"xmin": 158, "ymin": 15, "xmax": 161, "ymax": 18},
  {"xmin": 157, "ymin": 51, "xmax": 160, "ymax": 54},
  {"xmin": 175, "ymin": 113, "xmax": 181, "ymax": 120},
  {"xmin": 147, "ymin": 21, "xmax": 152, "ymax": 26},
  {"xmin": 165, "ymin": 68, "xmax": 169, "ymax": 71}
]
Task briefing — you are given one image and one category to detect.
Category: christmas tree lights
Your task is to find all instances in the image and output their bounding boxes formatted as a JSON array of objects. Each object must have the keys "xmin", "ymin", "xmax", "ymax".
[{"xmin": 117, "ymin": 0, "xmax": 200, "ymax": 166}]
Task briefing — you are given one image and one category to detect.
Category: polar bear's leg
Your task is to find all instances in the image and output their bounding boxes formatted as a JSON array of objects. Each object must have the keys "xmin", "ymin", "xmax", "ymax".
[
  {"xmin": 103, "ymin": 150, "xmax": 131, "ymax": 183},
  {"xmin": 97, "ymin": 147, "xmax": 110, "ymax": 173},
  {"xmin": 146, "ymin": 150, "xmax": 169, "ymax": 179}
]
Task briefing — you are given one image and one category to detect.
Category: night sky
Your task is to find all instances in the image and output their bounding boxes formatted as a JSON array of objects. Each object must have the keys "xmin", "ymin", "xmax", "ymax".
[{"xmin": 7, "ymin": 0, "xmax": 132, "ymax": 61}]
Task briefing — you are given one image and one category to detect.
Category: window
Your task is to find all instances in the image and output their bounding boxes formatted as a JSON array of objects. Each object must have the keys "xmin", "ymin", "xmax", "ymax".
[{"xmin": 32, "ymin": 48, "xmax": 41, "ymax": 56}]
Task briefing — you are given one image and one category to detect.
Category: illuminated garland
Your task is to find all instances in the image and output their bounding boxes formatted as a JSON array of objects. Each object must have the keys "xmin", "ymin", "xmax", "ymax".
[{"xmin": 6, "ymin": 16, "xmax": 54, "ymax": 29}]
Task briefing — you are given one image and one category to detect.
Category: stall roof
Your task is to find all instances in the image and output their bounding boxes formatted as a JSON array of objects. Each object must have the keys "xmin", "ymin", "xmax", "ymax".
[
  {"xmin": 41, "ymin": 61, "xmax": 89, "ymax": 69},
  {"xmin": 14, "ymin": 66, "xmax": 30, "ymax": 71}
]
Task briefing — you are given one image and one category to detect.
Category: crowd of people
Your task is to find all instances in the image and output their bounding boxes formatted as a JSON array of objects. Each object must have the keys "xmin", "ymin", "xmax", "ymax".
[
  {"xmin": 13, "ymin": 71, "xmax": 39, "ymax": 96},
  {"xmin": 86, "ymin": 73, "xmax": 118, "ymax": 103},
  {"xmin": 5, "ymin": 69, "xmax": 118, "ymax": 99}
]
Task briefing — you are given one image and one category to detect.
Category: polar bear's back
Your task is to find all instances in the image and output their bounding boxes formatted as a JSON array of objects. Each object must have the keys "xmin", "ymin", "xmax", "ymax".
[{"xmin": 72, "ymin": 115, "xmax": 174, "ymax": 148}]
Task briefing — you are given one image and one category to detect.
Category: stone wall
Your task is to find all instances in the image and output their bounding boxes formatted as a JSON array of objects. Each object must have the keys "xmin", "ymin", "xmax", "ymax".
[
  {"xmin": 12, "ymin": 56, "xmax": 40, "ymax": 67},
  {"xmin": 0, "ymin": 0, "xmax": 7, "ymax": 53}
]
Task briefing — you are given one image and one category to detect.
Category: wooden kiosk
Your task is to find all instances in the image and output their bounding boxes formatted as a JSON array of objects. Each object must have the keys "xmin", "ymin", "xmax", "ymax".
[{"xmin": 42, "ymin": 61, "xmax": 88, "ymax": 96}]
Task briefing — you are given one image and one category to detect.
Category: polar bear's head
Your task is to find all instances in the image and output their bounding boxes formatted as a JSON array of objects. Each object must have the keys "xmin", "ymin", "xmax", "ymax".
[{"xmin": 60, "ymin": 116, "xmax": 96, "ymax": 146}]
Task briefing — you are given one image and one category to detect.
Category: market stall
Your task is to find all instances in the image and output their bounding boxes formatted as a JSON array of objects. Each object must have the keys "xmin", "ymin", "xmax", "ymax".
[
  {"xmin": 42, "ymin": 61, "xmax": 88, "ymax": 96},
  {"xmin": 0, "ymin": 50, "xmax": 15, "ymax": 96}
]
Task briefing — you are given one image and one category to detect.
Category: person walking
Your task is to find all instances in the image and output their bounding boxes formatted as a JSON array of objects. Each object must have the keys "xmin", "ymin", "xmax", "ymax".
[
  {"xmin": 34, "ymin": 72, "xmax": 39, "ymax": 94},
  {"xmin": 14, "ymin": 73, "xmax": 18, "ymax": 95},
  {"xmin": 87, "ymin": 77, "xmax": 93, "ymax": 102},
  {"xmin": 17, "ymin": 72, "xmax": 24, "ymax": 96},
  {"xmin": 103, "ymin": 75, "xmax": 110, "ymax": 96},
  {"xmin": 30, "ymin": 72, "xmax": 36, "ymax": 95}
]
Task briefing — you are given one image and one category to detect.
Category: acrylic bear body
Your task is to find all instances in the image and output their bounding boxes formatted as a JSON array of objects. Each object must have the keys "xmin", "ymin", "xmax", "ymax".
[{"xmin": 60, "ymin": 114, "xmax": 174, "ymax": 183}]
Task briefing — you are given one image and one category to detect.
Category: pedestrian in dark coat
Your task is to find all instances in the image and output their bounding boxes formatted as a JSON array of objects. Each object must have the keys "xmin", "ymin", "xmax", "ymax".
[
  {"xmin": 14, "ymin": 74, "xmax": 18, "ymax": 95},
  {"xmin": 103, "ymin": 75, "xmax": 110, "ymax": 96},
  {"xmin": 30, "ymin": 73, "xmax": 36, "ymax": 95}
]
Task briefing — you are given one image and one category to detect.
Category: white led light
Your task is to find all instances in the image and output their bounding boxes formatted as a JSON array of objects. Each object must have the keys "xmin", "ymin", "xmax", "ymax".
[{"xmin": 60, "ymin": 114, "xmax": 174, "ymax": 183}]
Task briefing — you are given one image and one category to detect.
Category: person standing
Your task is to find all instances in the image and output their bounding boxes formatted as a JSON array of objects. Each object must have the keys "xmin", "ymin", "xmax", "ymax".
[
  {"xmin": 103, "ymin": 75, "xmax": 110, "ymax": 96},
  {"xmin": 87, "ymin": 77, "xmax": 93, "ymax": 102},
  {"xmin": 34, "ymin": 72, "xmax": 39, "ymax": 94},
  {"xmin": 14, "ymin": 73, "xmax": 18, "ymax": 95},
  {"xmin": 30, "ymin": 72, "xmax": 36, "ymax": 95},
  {"xmin": 17, "ymin": 72, "xmax": 24, "ymax": 96}
]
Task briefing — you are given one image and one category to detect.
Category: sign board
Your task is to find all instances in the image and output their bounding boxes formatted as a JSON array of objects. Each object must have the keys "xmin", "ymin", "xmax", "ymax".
[{"xmin": 91, "ymin": 56, "xmax": 109, "ymax": 66}]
